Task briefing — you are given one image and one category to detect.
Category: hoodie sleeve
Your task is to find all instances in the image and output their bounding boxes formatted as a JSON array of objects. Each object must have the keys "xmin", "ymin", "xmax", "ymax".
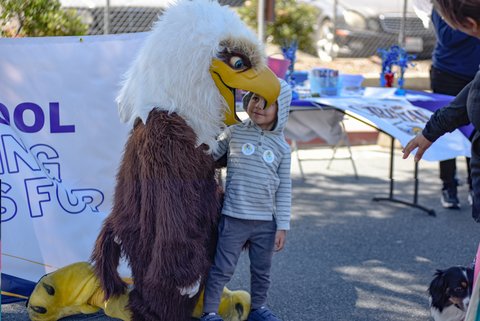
[
  {"xmin": 275, "ymin": 149, "xmax": 292, "ymax": 230},
  {"xmin": 212, "ymin": 126, "xmax": 232, "ymax": 161}
]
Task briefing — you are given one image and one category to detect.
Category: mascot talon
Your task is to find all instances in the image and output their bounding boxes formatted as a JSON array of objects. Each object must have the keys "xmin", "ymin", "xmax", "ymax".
[
  {"xmin": 179, "ymin": 277, "xmax": 202, "ymax": 298},
  {"xmin": 27, "ymin": 262, "xmax": 250, "ymax": 321},
  {"xmin": 27, "ymin": 262, "xmax": 129, "ymax": 321}
]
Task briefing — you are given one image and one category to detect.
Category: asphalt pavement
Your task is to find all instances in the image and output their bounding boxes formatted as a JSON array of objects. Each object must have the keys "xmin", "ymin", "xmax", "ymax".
[{"xmin": 3, "ymin": 144, "xmax": 479, "ymax": 321}]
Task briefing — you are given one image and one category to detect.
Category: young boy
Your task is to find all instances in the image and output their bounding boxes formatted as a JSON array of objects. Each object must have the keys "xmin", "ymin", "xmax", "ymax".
[
  {"xmin": 200, "ymin": 79, "xmax": 292, "ymax": 321},
  {"xmin": 403, "ymin": 0, "xmax": 480, "ymax": 220}
]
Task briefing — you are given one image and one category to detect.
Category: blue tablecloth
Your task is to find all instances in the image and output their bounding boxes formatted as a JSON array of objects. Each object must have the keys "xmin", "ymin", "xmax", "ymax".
[{"xmin": 291, "ymin": 88, "xmax": 474, "ymax": 139}]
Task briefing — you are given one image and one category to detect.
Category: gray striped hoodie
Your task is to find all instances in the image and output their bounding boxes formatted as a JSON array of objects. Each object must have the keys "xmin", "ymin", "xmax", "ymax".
[{"xmin": 213, "ymin": 79, "xmax": 292, "ymax": 230}]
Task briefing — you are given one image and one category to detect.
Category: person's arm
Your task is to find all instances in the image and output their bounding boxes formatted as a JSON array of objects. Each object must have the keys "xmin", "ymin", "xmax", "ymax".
[
  {"xmin": 212, "ymin": 126, "xmax": 232, "ymax": 161},
  {"xmin": 432, "ymin": 9, "xmax": 471, "ymax": 47},
  {"xmin": 274, "ymin": 150, "xmax": 292, "ymax": 251},
  {"xmin": 422, "ymin": 80, "xmax": 472, "ymax": 142}
]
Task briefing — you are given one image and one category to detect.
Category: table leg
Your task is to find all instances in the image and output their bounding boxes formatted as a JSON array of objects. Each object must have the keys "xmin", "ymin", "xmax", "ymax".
[
  {"xmin": 372, "ymin": 136, "xmax": 436, "ymax": 216},
  {"xmin": 291, "ymin": 140, "xmax": 305, "ymax": 181},
  {"xmin": 326, "ymin": 120, "xmax": 359, "ymax": 179}
]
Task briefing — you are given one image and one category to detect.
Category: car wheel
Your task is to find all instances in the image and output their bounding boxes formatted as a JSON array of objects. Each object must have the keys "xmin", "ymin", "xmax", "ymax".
[{"xmin": 314, "ymin": 18, "xmax": 339, "ymax": 61}]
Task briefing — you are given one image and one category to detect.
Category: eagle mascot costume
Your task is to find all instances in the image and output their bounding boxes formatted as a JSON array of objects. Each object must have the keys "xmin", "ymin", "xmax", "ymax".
[
  {"xmin": 92, "ymin": 0, "xmax": 280, "ymax": 320},
  {"xmin": 26, "ymin": 1, "xmax": 280, "ymax": 321}
]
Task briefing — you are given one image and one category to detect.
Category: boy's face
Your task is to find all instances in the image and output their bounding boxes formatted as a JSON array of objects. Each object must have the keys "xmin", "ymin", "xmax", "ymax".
[{"xmin": 246, "ymin": 93, "xmax": 278, "ymax": 131}]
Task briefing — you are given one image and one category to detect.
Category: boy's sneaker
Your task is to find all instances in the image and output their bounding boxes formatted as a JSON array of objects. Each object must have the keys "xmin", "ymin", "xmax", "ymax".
[
  {"xmin": 441, "ymin": 188, "xmax": 460, "ymax": 209},
  {"xmin": 247, "ymin": 307, "xmax": 282, "ymax": 321},
  {"xmin": 200, "ymin": 313, "xmax": 224, "ymax": 321}
]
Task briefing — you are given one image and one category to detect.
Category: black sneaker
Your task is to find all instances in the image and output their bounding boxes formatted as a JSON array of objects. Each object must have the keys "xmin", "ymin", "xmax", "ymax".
[
  {"xmin": 441, "ymin": 188, "xmax": 460, "ymax": 209},
  {"xmin": 247, "ymin": 307, "xmax": 281, "ymax": 321}
]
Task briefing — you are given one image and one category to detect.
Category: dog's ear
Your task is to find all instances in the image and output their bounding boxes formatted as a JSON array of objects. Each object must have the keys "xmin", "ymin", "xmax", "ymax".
[{"xmin": 429, "ymin": 269, "xmax": 448, "ymax": 311}]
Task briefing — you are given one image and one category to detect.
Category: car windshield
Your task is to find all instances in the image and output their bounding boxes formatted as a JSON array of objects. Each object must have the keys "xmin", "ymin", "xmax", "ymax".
[{"xmin": 337, "ymin": 0, "xmax": 417, "ymax": 16}]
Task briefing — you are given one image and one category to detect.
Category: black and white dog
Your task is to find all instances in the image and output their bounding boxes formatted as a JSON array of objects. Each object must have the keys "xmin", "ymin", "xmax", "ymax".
[{"xmin": 429, "ymin": 266, "xmax": 474, "ymax": 321}]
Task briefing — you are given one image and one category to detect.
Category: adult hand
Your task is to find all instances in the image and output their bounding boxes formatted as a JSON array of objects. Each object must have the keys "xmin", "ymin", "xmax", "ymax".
[
  {"xmin": 402, "ymin": 133, "xmax": 433, "ymax": 162},
  {"xmin": 274, "ymin": 230, "xmax": 287, "ymax": 252}
]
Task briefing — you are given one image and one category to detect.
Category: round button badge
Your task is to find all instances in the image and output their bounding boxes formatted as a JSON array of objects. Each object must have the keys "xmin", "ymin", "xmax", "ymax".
[
  {"xmin": 263, "ymin": 150, "xmax": 275, "ymax": 163},
  {"xmin": 242, "ymin": 143, "xmax": 255, "ymax": 155}
]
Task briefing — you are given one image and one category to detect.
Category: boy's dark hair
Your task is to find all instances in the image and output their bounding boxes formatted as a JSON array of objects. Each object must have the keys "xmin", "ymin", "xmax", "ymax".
[{"xmin": 433, "ymin": 0, "xmax": 480, "ymax": 28}]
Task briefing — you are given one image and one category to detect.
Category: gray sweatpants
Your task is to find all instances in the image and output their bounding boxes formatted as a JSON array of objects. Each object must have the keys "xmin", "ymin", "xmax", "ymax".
[{"xmin": 203, "ymin": 215, "xmax": 277, "ymax": 313}]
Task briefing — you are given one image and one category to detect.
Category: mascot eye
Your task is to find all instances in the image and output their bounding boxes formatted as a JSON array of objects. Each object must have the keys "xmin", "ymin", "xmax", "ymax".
[
  {"xmin": 42, "ymin": 283, "xmax": 55, "ymax": 296},
  {"xmin": 230, "ymin": 56, "xmax": 246, "ymax": 70}
]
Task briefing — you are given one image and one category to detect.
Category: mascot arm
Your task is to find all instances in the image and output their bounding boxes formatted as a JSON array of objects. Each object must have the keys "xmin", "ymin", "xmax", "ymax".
[
  {"xmin": 90, "ymin": 126, "xmax": 141, "ymax": 299},
  {"xmin": 212, "ymin": 126, "xmax": 232, "ymax": 161},
  {"xmin": 141, "ymin": 111, "xmax": 217, "ymax": 289}
]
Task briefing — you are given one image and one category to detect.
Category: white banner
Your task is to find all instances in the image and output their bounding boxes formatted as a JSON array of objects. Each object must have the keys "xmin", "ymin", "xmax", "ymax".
[
  {"xmin": 1, "ymin": 33, "xmax": 148, "ymax": 291},
  {"xmin": 313, "ymin": 93, "xmax": 471, "ymax": 161}
]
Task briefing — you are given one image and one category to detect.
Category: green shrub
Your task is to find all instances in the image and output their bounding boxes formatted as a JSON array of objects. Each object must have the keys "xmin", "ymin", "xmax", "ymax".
[
  {"xmin": 1, "ymin": 0, "xmax": 87, "ymax": 37},
  {"xmin": 237, "ymin": 0, "xmax": 319, "ymax": 55}
]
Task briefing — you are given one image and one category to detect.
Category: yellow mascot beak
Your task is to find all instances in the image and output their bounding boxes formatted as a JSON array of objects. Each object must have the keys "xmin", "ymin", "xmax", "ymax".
[{"xmin": 210, "ymin": 59, "xmax": 281, "ymax": 125}]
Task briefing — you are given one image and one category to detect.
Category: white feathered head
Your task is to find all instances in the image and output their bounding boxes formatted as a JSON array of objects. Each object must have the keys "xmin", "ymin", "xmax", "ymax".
[{"xmin": 117, "ymin": 0, "xmax": 280, "ymax": 152}]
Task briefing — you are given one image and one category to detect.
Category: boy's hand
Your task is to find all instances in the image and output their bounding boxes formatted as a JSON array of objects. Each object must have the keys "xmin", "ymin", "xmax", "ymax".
[
  {"xmin": 275, "ymin": 230, "xmax": 287, "ymax": 252},
  {"xmin": 402, "ymin": 133, "xmax": 432, "ymax": 162}
]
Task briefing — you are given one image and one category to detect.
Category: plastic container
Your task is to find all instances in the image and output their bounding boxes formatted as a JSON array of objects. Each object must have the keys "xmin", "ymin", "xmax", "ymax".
[
  {"xmin": 339, "ymin": 74, "xmax": 364, "ymax": 95},
  {"xmin": 267, "ymin": 56, "xmax": 291, "ymax": 79},
  {"xmin": 309, "ymin": 68, "xmax": 339, "ymax": 96}
]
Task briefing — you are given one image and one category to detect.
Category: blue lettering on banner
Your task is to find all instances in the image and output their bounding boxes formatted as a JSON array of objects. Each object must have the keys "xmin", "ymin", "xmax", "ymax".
[
  {"xmin": 49, "ymin": 103, "xmax": 75, "ymax": 133},
  {"xmin": 24, "ymin": 177, "xmax": 53, "ymax": 218},
  {"xmin": 1, "ymin": 182, "xmax": 18, "ymax": 222},
  {"xmin": 15, "ymin": 103, "xmax": 45, "ymax": 133},
  {"xmin": 57, "ymin": 186, "xmax": 104, "ymax": 214},
  {"xmin": 348, "ymin": 103, "xmax": 431, "ymax": 123},
  {"xmin": 0, "ymin": 133, "xmax": 104, "ymax": 222},
  {"xmin": 30, "ymin": 144, "xmax": 61, "ymax": 181},
  {"xmin": 0, "ymin": 103, "xmax": 10, "ymax": 125},
  {"xmin": 0, "ymin": 102, "xmax": 75, "ymax": 133},
  {"xmin": 2, "ymin": 135, "xmax": 41, "ymax": 174}
]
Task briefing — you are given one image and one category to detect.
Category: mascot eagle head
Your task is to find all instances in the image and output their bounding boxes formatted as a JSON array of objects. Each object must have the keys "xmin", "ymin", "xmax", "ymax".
[{"xmin": 116, "ymin": 0, "xmax": 280, "ymax": 152}]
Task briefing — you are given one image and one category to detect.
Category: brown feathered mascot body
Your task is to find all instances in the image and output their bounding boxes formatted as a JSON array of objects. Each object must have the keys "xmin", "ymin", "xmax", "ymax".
[{"xmin": 90, "ymin": 1, "xmax": 280, "ymax": 320}]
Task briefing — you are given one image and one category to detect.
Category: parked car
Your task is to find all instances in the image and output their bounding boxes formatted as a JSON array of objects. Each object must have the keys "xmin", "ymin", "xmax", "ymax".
[
  {"xmin": 61, "ymin": 0, "xmax": 245, "ymax": 35},
  {"xmin": 303, "ymin": 0, "xmax": 436, "ymax": 60}
]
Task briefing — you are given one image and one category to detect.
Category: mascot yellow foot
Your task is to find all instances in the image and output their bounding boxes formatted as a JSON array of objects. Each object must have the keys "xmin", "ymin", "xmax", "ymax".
[
  {"xmin": 27, "ymin": 262, "xmax": 250, "ymax": 321},
  {"xmin": 27, "ymin": 262, "xmax": 130, "ymax": 321},
  {"xmin": 193, "ymin": 287, "xmax": 251, "ymax": 321}
]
